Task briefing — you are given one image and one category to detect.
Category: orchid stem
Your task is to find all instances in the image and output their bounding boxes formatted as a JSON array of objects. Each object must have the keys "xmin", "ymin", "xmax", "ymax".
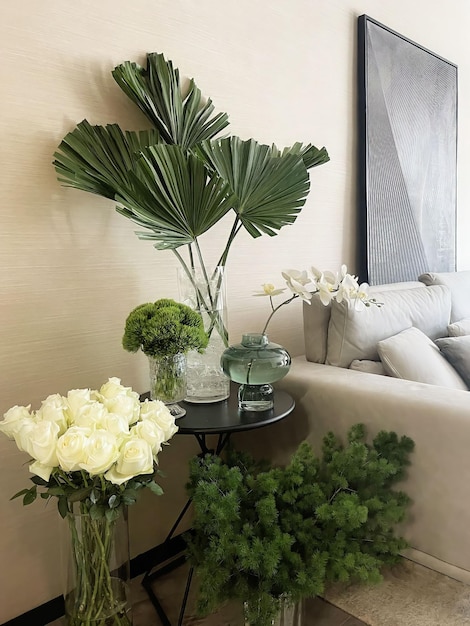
[{"xmin": 261, "ymin": 295, "xmax": 298, "ymax": 335}]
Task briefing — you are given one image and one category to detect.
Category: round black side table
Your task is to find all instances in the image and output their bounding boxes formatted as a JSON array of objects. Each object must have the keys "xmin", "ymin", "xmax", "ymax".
[{"xmin": 141, "ymin": 383, "xmax": 295, "ymax": 626}]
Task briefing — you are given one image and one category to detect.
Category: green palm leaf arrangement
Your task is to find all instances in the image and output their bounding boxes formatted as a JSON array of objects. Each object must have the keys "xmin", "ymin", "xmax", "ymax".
[{"xmin": 53, "ymin": 51, "xmax": 329, "ymax": 279}]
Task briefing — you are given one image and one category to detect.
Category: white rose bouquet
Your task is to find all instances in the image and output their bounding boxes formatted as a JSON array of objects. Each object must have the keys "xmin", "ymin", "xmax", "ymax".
[{"xmin": 0, "ymin": 377, "xmax": 178, "ymax": 626}]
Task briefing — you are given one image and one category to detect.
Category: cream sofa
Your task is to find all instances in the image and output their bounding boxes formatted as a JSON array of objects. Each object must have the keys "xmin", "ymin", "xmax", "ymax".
[{"xmin": 277, "ymin": 271, "xmax": 470, "ymax": 584}]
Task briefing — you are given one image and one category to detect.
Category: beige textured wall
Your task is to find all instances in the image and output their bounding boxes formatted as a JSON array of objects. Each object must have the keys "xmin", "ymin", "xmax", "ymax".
[{"xmin": 1, "ymin": 0, "xmax": 470, "ymax": 620}]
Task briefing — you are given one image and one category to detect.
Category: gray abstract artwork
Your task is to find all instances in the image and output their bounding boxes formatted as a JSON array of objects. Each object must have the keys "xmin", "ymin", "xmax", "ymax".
[{"xmin": 358, "ymin": 16, "xmax": 457, "ymax": 285}]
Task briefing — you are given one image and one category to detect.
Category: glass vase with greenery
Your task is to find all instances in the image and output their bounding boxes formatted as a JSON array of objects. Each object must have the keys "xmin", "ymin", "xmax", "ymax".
[
  {"xmin": 52, "ymin": 51, "xmax": 330, "ymax": 392},
  {"xmin": 186, "ymin": 425, "xmax": 414, "ymax": 626},
  {"xmin": 122, "ymin": 298, "xmax": 208, "ymax": 411}
]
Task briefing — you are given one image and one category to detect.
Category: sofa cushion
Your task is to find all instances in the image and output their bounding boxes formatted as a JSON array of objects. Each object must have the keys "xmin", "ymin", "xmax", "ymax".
[
  {"xmin": 447, "ymin": 318, "xmax": 470, "ymax": 337},
  {"xmin": 303, "ymin": 295, "xmax": 332, "ymax": 363},
  {"xmin": 419, "ymin": 271, "xmax": 470, "ymax": 322},
  {"xmin": 349, "ymin": 360, "xmax": 387, "ymax": 375},
  {"xmin": 304, "ymin": 281, "xmax": 424, "ymax": 364},
  {"xmin": 377, "ymin": 327, "xmax": 468, "ymax": 390},
  {"xmin": 326, "ymin": 285, "xmax": 451, "ymax": 367},
  {"xmin": 435, "ymin": 335, "xmax": 470, "ymax": 388}
]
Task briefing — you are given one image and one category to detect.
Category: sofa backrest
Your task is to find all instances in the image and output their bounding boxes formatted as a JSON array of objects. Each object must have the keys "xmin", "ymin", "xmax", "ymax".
[
  {"xmin": 303, "ymin": 281, "xmax": 452, "ymax": 367},
  {"xmin": 419, "ymin": 271, "xmax": 470, "ymax": 323}
]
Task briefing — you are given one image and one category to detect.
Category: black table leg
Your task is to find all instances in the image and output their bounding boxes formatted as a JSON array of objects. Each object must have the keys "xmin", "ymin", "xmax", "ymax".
[{"xmin": 142, "ymin": 431, "xmax": 233, "ymax": 625}]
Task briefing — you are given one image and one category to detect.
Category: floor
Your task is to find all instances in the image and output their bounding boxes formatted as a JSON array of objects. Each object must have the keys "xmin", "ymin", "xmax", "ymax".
[{"xmin": 48, "ymin": 567, "xmax": 367, "ymax": 626}]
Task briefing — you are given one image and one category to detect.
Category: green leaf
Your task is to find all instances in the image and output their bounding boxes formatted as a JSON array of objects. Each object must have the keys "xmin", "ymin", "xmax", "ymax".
[
  {"xmin": 46, "ymin": 486, "xmax": 66, "ymax": 497},
  {"xmin": 112, "ymin": 52, "xmax": 229, "ymax": 150},
  {"xmin": 105, "ymin": 507, "xmax": 121, "ymax": 522},
  {"xmin": 23, "ymin": 486, "xmax": 37, "ymax": 506},
  {"xmin": 115, "ymin": 144, "xmax": 234, "ymax": 250},
  {"xmin": 53, "ymin": 120, "xmax": 161, "ymax": 199},
  {"xmin": 122, "ymin": 494, "xmax": 137, "ymax": 506},
  {"xmin": 197, "ymin": 137, "xmax": 311, "ymax": 238},
  {"xmin": 58, "ymin": 496, "xmax": 69, "ymax": 518},
  {"xmin": 90, "ymin": 504, "xmax": 106, "ymax": 520},
  {"xmin": 90, "ymin": 489, "xmax": 100, "ymax": 504},
  {"xmin": 67, "ymin": 487, "xmax": 93, "ymax": 503},
  {"xmin": 30, "ymin": 475, "xmax": 49, "ymax": 487},
  {"xmin": 108, "ymin": 494, "xmax": 120, "ymax": 509},
  {"xmin": 272, "ymin": 142, "xmax": 330, "ymax": 170},
  {"xmin": 10, "ymin": 489, "xmax": 30, "ymax": 501},
  {"xmin": 147, "ymin": 481, "xmax": 164, "ymax": 496}
]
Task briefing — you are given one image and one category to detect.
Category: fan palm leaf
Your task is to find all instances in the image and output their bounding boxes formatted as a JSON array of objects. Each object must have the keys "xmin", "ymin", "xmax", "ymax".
[
  {"xmin": 198, "ymin": 137, "xmax": 314, "ymax": 238},
  {"xmin": 115, "ymin": 144, "xmax": 234, "ymax": 249},
  {"xmin": 53, "ymin": 120, "xmax": 161, "ymax": 198},
  {"xmin": 112, "ymin": 52, "xmax": 229, "ymax": 151},
  {"xmin": 273, "ymin": 142, "xmax": 330, "ymax": 170}
]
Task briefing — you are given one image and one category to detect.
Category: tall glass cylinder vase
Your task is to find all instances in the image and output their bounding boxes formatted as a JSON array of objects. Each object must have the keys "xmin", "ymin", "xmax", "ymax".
[
  {"xmin": 62, "ymin": 504, "xmax": 132, "ymax": 626},
  {"xmin": 178, "ymin": 266, "xmax": 230, "ymax": 403}
]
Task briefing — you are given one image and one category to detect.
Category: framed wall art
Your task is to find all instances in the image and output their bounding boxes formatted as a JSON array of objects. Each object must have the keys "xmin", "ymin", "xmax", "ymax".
[{"xmin": 357, "ymin": 15, "xmax": 458, "ymax": 285}]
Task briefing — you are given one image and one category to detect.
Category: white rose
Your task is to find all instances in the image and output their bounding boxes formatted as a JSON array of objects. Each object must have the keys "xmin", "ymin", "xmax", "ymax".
[
  {"xmin": 139, "ymin": 400, "xmax": 178, "ymax": 442},
  {"xmin": 13, "ymin": 418, "xmax": 36, "ymax": 453},
  {"xmin": 104, "ymin": 395, "xmax": 140, "ymax": 426},
  {"xmin": 66, "ymin": 389, "xmax": 92, "ymax": 423},
  {"xmin": 57, "ymin": 426, "xmax": 90, "ymax": 472},
  {"xmin": 28, "ymin": 421, "xmax": 60, "ymax": 467},
  {"xmin": 73, "ymin": 401, "xmax": 108, "ymax": 430},
  {"xmin": 102, "ymin": 413, "xmax": 130, "ymax": 438},
  {"xmin": 96, "ymin": 378, "xmax": 141, "ymax": 425},
  {"xmin": 104, "ymin": 437, "xmax": 154, "ymax": 485},
  {"xmin": 29, "ymin": 460, "xmax": 54, "ymax": 482},
  {"xmin": 36, "ymin": 394, "xmax": 68, "ymax": 435},
  {"xmin": 97, "ymin": 377, "xmax": 128, "ymax": 398},
  {"xmin": 131, "ymin": 420, "xmax": 165, "ymax": 456},
  {"xmin": 79, "ymin": 430, "xmax": 119, "ymax": 475},
  {"xmin": 0, "ymin": 405, "xmax": 32, "ymax": 439}
]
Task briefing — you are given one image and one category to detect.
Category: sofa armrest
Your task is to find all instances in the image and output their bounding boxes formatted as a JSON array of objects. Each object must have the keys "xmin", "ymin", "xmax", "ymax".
[{"xmin": 275, "ymin": 356, "xmax": 470, "ymax": 579}]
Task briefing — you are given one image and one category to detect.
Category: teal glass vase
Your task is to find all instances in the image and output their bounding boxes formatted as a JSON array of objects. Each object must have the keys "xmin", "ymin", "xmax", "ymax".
[{"xmin": 220, "ymin": 333, "xmax": 291, "ymax": 411}]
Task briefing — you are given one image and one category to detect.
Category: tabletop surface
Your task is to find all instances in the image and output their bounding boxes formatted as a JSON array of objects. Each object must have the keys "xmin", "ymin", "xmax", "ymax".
[{"xmin": 143, "ymin": 384, "xmax": 295, "ymax": 434}]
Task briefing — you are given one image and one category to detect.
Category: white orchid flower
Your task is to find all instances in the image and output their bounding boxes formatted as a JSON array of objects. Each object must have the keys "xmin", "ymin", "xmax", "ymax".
[
  {"xmin": 335, "ymin": 273, "xmax": 359, "ymax": 303},
  {"xmin": 253, "ymin": 283, "xmax": 286, "ymax": 297},
  {"xmin": 317, "ymin": 279, "xmax": 335, "ymax": 306},
  {"xmin": 281, "ymin": 270, "xmax": 315, "ymax": 303},
  {"xmin": 255, "ymin": 264, "xmax": 379, "ymax": 336},
  {"xmin": 311, "ymin": 267, "xmax": 342, "ymax": 294},
  {"xmin": 282, "ymin": 269, "xmax": 316, "ymax": 301},
  {"xmin": 336, "ymin": 275, "xmax": 372, "ymax": 310}
]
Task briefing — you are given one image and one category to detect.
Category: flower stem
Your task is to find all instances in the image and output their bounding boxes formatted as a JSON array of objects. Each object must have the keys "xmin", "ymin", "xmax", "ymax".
[{"xmin": 261, "ymin": 295, "xmax": 298, "ymax": 335}]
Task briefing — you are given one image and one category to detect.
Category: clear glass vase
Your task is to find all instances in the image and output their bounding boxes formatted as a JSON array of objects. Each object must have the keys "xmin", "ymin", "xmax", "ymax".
[
  {"xmin": 62, "ymin": 504, "xmax": 132, "ymax": 626},
  {"xmin": 221, "ymin": 333, "xmax": 291, "ymax": 411},
  {"xmin": 243, "ymin": 598, "xmax": 304, "ymax": 626},
  {"xmin": 148, "ymin": 353, "xmax": 187, "ymax": 418},
  {"xmin": 178, "ymin": 266, "xmax": 230, "ymax": 403}
]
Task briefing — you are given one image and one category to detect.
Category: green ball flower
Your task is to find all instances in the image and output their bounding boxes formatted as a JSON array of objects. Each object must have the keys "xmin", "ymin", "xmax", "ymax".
[{"xmin": 122, "ymin": 298, "xmax": 208, "ymax": 358}]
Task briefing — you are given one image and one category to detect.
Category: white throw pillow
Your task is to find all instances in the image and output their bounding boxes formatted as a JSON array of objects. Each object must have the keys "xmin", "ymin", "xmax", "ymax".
[
  {"xmin": 326, "ymin": 285, "xmax": 451, "ymax": 368},
  {"xmin": 447, "ymin": 318, "xmax": 470, "ymax": 337},
  {"xmin": 435, "ymin": 336, "xmax": 470, "ymax": 388},
  {"xmin": 349, "ymin": 360, "xmax": 387, "ymax": 376},
  {"xmin": 377, "ymin": 327, "xmax": 468, "ymax": 390}
]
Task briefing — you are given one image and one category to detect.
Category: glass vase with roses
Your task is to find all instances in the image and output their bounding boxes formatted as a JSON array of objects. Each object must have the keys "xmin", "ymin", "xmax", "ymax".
[{"xmin": 0, "ymin": 377, "xmax": 178, "ymax": 626}]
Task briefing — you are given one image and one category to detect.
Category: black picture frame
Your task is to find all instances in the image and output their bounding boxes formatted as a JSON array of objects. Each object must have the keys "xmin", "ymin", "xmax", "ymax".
[{"xmin": 357, "ymin": 15, "xmax": 458, "ymax": 285}]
